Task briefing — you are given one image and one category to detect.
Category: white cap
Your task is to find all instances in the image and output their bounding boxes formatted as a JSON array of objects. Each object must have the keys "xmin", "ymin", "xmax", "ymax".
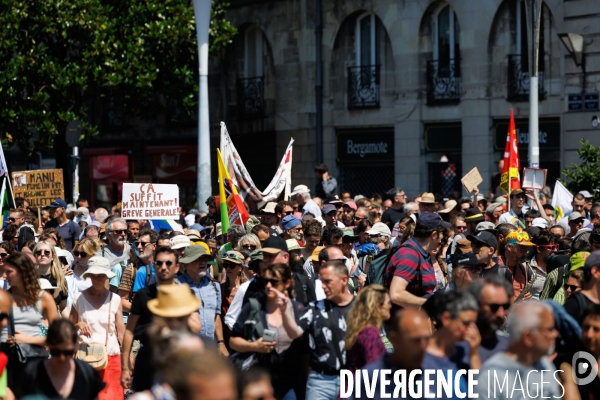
[
  {"xmin": 532, "ymin": 217, "xmax": 549, "ymax": 229},
  {"xmin": 365, "ymin": 222, "xmax": 392, "ymax": 238},
  {"xmin": 290, "ymin": 185, "xmax": 310, "ymax": 197},
  {"xmin": 184, "ymin": 214, "xmax": 196, "ymax": 228}
]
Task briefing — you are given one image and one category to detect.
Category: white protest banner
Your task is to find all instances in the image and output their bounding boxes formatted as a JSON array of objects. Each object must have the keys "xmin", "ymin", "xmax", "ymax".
[
  {"xmin": 121, "ymin": 183, "xmax": 179, "ymax": 220},
  {"xmin": 220, "ymin": 122, "xmax": 294, "ymax": 212}
]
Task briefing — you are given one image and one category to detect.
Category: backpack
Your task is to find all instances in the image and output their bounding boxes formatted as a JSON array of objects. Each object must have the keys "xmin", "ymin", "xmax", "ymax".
[
  {"xmin": 550, "ymin": 265, "xmax": 568, "ymax": 300},
  {"xmin": 17, "ymin": 225, "xmax": 36, "ymax": 250},
  {"xmin": 229, "ymin": 298, "xmax": 267, "ymax": 371},
  {"xmin": 366, "ymin": 248, "xmax": 394, "ymax": 286},
  {"xmin": 293, "ymin": 272, "xmax": 315, "ymax": 306}
]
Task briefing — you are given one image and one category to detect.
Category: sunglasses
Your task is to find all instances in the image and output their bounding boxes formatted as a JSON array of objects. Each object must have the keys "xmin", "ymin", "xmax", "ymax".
[
  {"xmin": 136, "ymin": 241, "xmax": 154, "ymax": 248},
  {"xmin": 0, "ymin": 253, "xmax": 8, "ymax": 259},
  {"xmin": 111, "ymin": 229, "xmax": 127, "ymax": 235},
  {"xmin": 73, "ymin": 251, "xmax": 88, "ymax": 258},
  {"xmin": 35, "ymin": 250, "xmax": 51, "ymax": 257},
  {"xmin": 284, "ymin": 211, "xmax": 294, "ymax": 216},
  {"xmin": 8, "ymin": 218, "xmax": 15, "ymax": 223},
  {"xmin": 242, "ymin": 244, "xmax": 257, "ymax": 251},
  {"xmin": 537, "ymin": 244, "xmax": 559, "ymax": 252},
  {"xmin": 354, "ymin": 217, "xmax": 364, "ymax": 222},
  {"xmin": 224, "ymin": 253, "xmax": 242, "ymax": 261},
  {"xmin": 50, "ymin": 349, "xmax": 75, "ymax": 357},
  {"xmin": 454, "ymin": 226, "xmax": 467, "ymax": 231},
  {"xmin": 591, "ymin": 233, "xmax": 600, "ymax": 243},
  {"xmin": 264, "ymin": 278, "xmax": 281, "ymax": 286},
  {"xmin": 565, "ymin": 284, "xmax": 581, "ymax": 292},
  {"xmin": 223, "ymin": 262, "xmax": 238, "ymax": 270},
  {"xmin": 156, "ymin": 260, "xmax": 174, "ymax": 267},
  {"xmin": 488, "ymin": 302, "xmax": 511, "ymax": 313}
]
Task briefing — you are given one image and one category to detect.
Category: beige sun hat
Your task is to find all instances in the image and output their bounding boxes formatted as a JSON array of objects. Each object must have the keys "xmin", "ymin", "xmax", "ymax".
[
  {"xmin": 38, "ymin": 278, "xmax": 61, "ymax": 298},
  {"xmin": 147, "ymin": 284, "xmax": 201, "ymax": 318},
  {"xmin": 81, "ymin": 256, "xmax": 116, "ymax": 279}
]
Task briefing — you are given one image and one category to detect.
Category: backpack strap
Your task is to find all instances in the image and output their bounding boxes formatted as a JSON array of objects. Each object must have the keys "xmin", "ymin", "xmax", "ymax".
[
  {"xmin": 325, "ymin": 301, "xmax": 344, "ymax": 370},
  {"xmin": 551, "ymin": 266, "xmax": 566, "ymax": 299},
  {"xmin": 247, "ymin": 298, "xmax": 264, "ymax": 338}
]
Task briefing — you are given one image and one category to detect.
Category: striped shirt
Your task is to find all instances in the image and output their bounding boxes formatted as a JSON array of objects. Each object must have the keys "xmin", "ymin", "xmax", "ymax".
[{"xmin": 384, "ymin": 237, "xmax": 436, "ymax": 297}]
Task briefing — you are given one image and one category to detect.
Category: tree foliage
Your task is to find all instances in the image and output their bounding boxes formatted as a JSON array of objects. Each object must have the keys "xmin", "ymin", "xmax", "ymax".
[
  {"xmin": 562, "ymin": 139, "xmax": 600, "ymax": 201},
  {"xmin": 0, "ymin": 0, "xmax": 236, "ymax": 155}
]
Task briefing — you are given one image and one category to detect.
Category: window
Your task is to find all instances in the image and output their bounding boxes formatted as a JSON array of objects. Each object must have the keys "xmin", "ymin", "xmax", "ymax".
[
  {"xmin": 348, "ymin": 13, "xmax": 381, "ymax": 109},
  {"xmin": 244, "ymin": 26, "xmax": 263, "ymax": 78},
  {"xmin": 433, "ymin": 5, "xmax": 460, "ymax": 67},
  {"xmin": 355, "ymin": 13, "xmax": 380, "ymax": 67}
]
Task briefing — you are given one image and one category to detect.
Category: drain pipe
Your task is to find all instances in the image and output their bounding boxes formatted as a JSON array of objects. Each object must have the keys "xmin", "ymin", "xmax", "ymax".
[{"xmin": 315, "ymin": 0, "xmax": 323, "ymax": 164}]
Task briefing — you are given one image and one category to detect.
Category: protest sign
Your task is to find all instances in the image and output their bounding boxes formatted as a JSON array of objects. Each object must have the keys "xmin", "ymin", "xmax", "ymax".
[
  {"xmin": 121, "ymin": 183, "xmax": 179, "ymax": 220},
  {"xmin": 461, "ymin": 167, "xmax": 483, "ymax": 193},
  {"xmin": 11, "ymin": 169, "xmax": 65, "ymax": 207}
]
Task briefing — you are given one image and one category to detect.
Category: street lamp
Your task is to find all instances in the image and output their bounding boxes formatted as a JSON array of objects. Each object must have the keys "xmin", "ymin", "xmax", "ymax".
[
  {"xmin": 192, "ymin": 0, "xmax": 213, "ymax": 212},
  {"xmin": 524, "ymin": 0, "xmax": 542, "ymax": 169},
  {"xmin": 558, "ymin": 32, "xmax": 586, "ymax": 92}
]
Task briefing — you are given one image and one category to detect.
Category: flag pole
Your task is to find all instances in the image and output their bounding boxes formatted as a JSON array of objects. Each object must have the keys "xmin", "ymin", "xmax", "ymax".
[{"xmin": 284, "ymin": 138, "xmax": 293, "ymax": 201}]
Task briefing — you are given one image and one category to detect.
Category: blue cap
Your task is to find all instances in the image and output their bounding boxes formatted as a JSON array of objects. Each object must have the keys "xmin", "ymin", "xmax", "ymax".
[
  {"xmin": 190, "ymin": 223, "xmax": 211, "ymax": 232},
  {"xmin": 321, "ymin": 204, "xmax": 337, "ymax": 215},
  {"xmin": 357, "ymin": 243, "xmax": 381, "ymax": 257},
  {"xmin": 416, "ymin": 212, "xmax": 451, "ymax": 230},
  {"xmin": 48, "ymin": 199, "xmax": 67, "ymax": 209},
  {"xmin": 281, "ymin": 215, "xmax": 302, "ymax": 230}
]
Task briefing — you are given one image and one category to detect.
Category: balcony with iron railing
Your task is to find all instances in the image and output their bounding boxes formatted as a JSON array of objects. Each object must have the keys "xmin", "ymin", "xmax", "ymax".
[
  {"xmin": 347, "ymin": 65, "xmax": 380, "ymax": 109},
  {"xmin": 507, "ymin": 54, "xmax": 546, "ymax": 102},
  {"xmin": 426, "ymin": 59, "xmax": 461, "ymax": 105},
  {"xmin": 237, "ymin": 76, "xmax": 265, "ymax": 118}
]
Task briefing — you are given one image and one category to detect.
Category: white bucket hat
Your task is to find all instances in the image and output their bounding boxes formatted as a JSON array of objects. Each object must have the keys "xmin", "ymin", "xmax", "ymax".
[
  {"xmin": 39, "ymin": 278, "xmax": 61, "ymax": 298},
  {"xmin": 81, "ymin": 256, "xmax": 116, "ymax": 279}
]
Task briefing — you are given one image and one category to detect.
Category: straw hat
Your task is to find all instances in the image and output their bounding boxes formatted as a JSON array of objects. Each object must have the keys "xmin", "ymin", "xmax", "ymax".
[
  {"xmin": 81, "ymin": 256, "xmax": 116, "ymax": 279},
  {"xmin": 147, "ymin": 284, "xmax": 201, "ymax": 318},
  {"xmin": 38, "ymin": 278, "xmax": 60, "ymax": 299}
]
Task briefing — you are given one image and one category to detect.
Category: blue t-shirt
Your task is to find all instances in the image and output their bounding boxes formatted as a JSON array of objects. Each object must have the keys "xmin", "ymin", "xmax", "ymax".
[{"xmin": 133, "ymin": 264, "xmax": 155, "ymax": 293}]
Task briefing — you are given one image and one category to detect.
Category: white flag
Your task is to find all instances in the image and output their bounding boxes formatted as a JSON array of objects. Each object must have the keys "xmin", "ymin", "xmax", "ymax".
[
  {"xmin": 219, "ymin": 122, "xmax": 294, "ymax": 212},
  {"xmin": 551, "ymin": 181, "xmax": 573, "ymax": 221}
]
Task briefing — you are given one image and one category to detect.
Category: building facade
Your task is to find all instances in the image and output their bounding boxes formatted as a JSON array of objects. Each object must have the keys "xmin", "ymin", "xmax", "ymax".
[{"xmin": 214, "ymin": 0, "xmax": 600, "ymax": 199}]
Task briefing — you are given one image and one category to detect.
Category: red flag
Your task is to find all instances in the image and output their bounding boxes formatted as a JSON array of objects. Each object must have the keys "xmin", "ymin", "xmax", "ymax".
[{"xmin": 500, "ymin": 109, "xmax": 521, "ymax": 195}]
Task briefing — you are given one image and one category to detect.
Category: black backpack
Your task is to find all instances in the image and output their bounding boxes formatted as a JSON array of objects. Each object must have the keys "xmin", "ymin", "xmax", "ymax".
[
  {"xmin": 293, "ymin": 271, "xmax": 316, "ymax": 305},
  {"xmin": 367, "ymin": 248, "xmax": 394, "ymax": 286}
]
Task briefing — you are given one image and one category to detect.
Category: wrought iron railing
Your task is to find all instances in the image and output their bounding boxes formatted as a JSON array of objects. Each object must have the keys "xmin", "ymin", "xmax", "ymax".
[
  {"xmin": 507, "ymin": 54, "xmax": 545, "ymax": 102},
  {"xmin": 347, "ymin": 65, "xmax": 380, "ymax": 109},
  {"xmin": 426, "ymin": 59, "xmax": 461, "ymax": 105},
  {"xmin": 237, "ymin": 76, "xmax": 264, "ymax": 118}
]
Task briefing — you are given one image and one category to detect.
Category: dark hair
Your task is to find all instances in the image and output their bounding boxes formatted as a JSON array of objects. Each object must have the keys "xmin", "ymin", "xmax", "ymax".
[
  {"xmin": 14, "ymin": 197, "xmax": 27, "ymax": 208},
  {"xmin": 0, "ymin": 241, "xmax": 15, "ymax": 255},
  {"xmin": 251, "ymin": 224, "xmax": 269, "ymax": 236},
  {"xmin": 39, "ymin": 228, "xmax": 66, "ymax": 250},
  {"xmin": 23, "ymin": 240, "xmax": 37, "ymax": 251},
  {"xmin": 531, "ymin": 230, "xmax": 555, "ymax": 246},
  {"xmin": 525, "ymin": 209, "xmax": 541, "ymax": 219},
  {"xmin": 4, "ymin": 252, "xmax": 41, "ymax": 306},
  {"xmin": 267, "ymin": 263, "xmax": 294, "ymax": 298},
  {"xmin": 205, "ymin": 196, "xmax": 216, "ymax": 208},
  {"xmin": 275, "ymin": 200, "xmax": 294, "ymax": 216},
  {"xmin": 314, "ymin": 163, "xmax": 329, "ymax": 174},
  {"xmin": 46, "ymin": 318, "xmax": 78, "ymax": 346},
  {"xmin": 572, "ymin": 238, "xmax": 592, "ymax": 255},
  {"xmin": 2, "ymin": 224, "xmax": 17, "ymax": 241},
  {"xmin": 198, "ymin": 216, "xmax": 215, "ymax": 227},
  {"xmin": 542, "ymin": 204, "xmax": 555, "ymax": 212},
  {"xmin": 322, "ymin": 260, "xmax": 349, "ymax": 279},
  {"xmin": 355, "ymin": 219, "xmax": 373, "ymax": 234},
  {"xmin": 496, "ymin": 223, "xmax": 518, "ymax": 239},
  {"xmin": 158, "ymin": 232, "xmax": 171, "ymax": 243},
  {"xmin": 303, "ymin": 219, "xmax": 322, "ymax": 238},
  {"xmin": 127, "ymin": 220, "xmax": 140, "ymax": 227},
  {"xmin": 138, "ymin": 228, "xmax": 159, "ymax": 243},
  {"xmin": 322, "ymin": 226, "xmax": 343, "ymax": 246},
  {"xmin": 154, "ymin": 246, "xmax": 179, "ymax": 264},
  {"xmin": 458, "ymin": 197, "xmax": 472, "ymax": 206},
  {"xmin": 582, "ymin": 304, "xmax": 600, "ymax": 326},
  {"xmin": 558, "ymin": 237, "xmax": 573, "ymax": 254},
  {"xmin": 238, "ymin": 368, "xmax": 271, "ymax": 400}
]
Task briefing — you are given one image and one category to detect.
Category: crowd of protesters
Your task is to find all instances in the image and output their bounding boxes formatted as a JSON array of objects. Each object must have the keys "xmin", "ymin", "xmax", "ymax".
[{"xmin": 0, "ymin": 163, "xmax": 599, "ymax": 400}]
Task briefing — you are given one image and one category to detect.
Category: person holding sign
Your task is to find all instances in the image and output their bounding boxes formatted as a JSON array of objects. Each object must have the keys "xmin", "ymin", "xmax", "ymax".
[{"xmin": 44, "ymin": 199, "xmax": 81, "ymax": 252}]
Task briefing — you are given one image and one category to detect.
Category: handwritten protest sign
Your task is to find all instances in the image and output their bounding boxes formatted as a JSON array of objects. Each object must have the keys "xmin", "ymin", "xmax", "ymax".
[
  {"xmin": 121, "ymin": 183, "xmax": 179, "ymax": 220},
  {"xmin": 11, "ymin": 169, "xmax": 64, "ymax": 207},
  {"xmin": 461, "ymin": 167, "xmax": 483, "ymax": 193}
]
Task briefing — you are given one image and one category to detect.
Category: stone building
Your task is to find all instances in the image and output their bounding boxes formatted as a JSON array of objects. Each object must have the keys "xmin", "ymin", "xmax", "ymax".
[{"xmin": 212, "ymin": 0, "xmax": 600, "ymax": 199}]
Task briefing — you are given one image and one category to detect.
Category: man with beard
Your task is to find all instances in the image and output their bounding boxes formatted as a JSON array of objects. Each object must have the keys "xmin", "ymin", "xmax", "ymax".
[
  {"xmin": 504, "ymin": 231, "xmax": 536, "ymax": 302},
  {"xmin": 467, "ymin": 230, "xmax": 499, "ymax": 278},
  {"xmin": 131, "ymin": 228, "xmax": 159, "ymax": 293},
  {"xmin": 179, "ymin": 245, "xmax": 225, "ymax": 351},
  {"xmin": 475, "ymin": 302, "xmax": 561, "ymax": 399},
  {"xmin": 286, "ymin": 239, "xmax": 305, "ymax": 274},
  {"xmin": 282, "ymin": 215, "xmax": 304, "ymax": 241},
  {"xmin": 121, "ymin": 247, "xmax": 201, "ymax": 392},
  {"xmin": 101, "ymin": 217, "xmax": 130, "ymax": 291},
  {"xmin": 468, "ymin": 276, "xmax": 513, "ymax": 363}
]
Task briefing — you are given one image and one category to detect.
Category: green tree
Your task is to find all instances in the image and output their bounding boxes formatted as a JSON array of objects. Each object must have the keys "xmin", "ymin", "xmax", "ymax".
[
  {"xmin": 0, "ymin": 0, "xmax": 236, "ymax": 156},
  {"xmin": 562, "ymin": 139, "xmax": 600, "ymax": 201}
]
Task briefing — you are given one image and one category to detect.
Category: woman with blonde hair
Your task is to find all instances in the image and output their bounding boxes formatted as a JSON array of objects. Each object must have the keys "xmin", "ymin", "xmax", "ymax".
[
  {"xmin": 235, "ymin": 233, "xmax": 261, "ymax": 252},
  {"xmin": 34, "ymin": 241, "xmax": 69, "ymax": 316},
  {"xmin": 71, "ymin": 237, "xmax": 101, "ymax": 291},
  {"xmin": 344, "ymin": 284, "xmax": 392, "ymax": 372}
]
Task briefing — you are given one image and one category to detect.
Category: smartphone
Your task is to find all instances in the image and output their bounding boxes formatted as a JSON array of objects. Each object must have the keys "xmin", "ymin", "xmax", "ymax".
[{"xmin": 262, "ymin": 329, "xmax": 276, "ymax": 343}]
